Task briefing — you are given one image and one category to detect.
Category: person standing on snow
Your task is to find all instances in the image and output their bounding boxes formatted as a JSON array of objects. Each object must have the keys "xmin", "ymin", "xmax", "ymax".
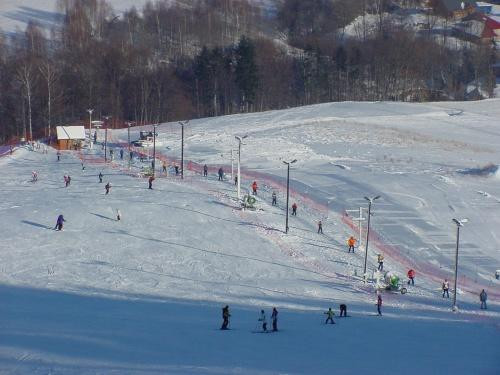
[
  {"xmin": 324, "ymin": 307, "xmax": 335, "ymax": 324},
  {"xmin": 98, "ymin": 172, "xmax": 103, "ymax": 183},
  {"xmin": 148, "ymin": 175, "xmax": 155, "ymax": 189},
  {"xmin": 272, "ymin": 192, "xmax": 277, "ymax": 206},
  {"xmin": 32, "ymin": 171, "xmax": 38, "ymax": 182},
  {"xmin": 442, "ymin": 279, "xmax": 450, "ymax": 298},
  {"xmin": 57, "ymin": 151, "xmax": 61, "ymax": 161},
  {"xmin": 116, "ymin": 209, "xmax": 121, "ymax": 221},
  {"xmin": 271, "ymin": 307, "xmax": 278, "ymax": 331},
  {"xmin": 407, "ymin": 269, "xmax": 415, "ymax": 285},
  {"xmin": 339, "ymin": 304, "xmax": 347, "ymax": 317},
  {"xmin": 251, "ymin": 181, "xmax": 258, "ymax": 195},
  {"xmin": 317, "ymin": 220, "xmax": 323, "ymax": 234},
  {"xmin": 377, "ymin": 254, "xmax": 384, "ymax": 271},
  {"xmin": 291, "ymin": 202, "xmax": 297, "ymax": 216},
  {"xmin": 109, "ymin": 149, "xmax": 114, "ymax": 160},
  {"xmin": 480, "ymin": 289, "xmax": 487, "ymax": 309},
  {"xmin": 348, "ymin": 236, "xmax": 356, "ymax": 253},
  {"xmin": 54, "ymin": 214, "xmax": 65, "ymax": 231},
  {"xmin": 221, "ymin": 305, "xmax": 231, "ymax": 330},
  {"xmin": 120, "ymin": 149, "xmax": 124, "ymax": 160},
  {"xmin": 174, "ymin": 164, "xmax": 179, "ymax": 175},
  {"xmin": 234, "ymin": 175, "xmax": 238, "ymax": 186},
  {"xmin": 105, "ymin": 182, "xmax": 111, "ymax": 195},
  {"xmin": 218, "ymin": 167, "xmax": 224, "ymax": 181},
  {"xmin": 258, "ymin": 310, "xmax": 267, "ymax": 332},
  {"xmin": 203, "ymin": 164, "xmax": 208, "ymax": 177},
  {"xmin": 376, "ymin": 293, "xmax": 383, "ymax": 316}
]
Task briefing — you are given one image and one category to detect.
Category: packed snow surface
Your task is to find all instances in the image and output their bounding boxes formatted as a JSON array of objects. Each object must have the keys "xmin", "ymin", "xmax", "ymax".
[{"xmin": 1, "ymin": 99, "xmax": 499, "ymax": 374}]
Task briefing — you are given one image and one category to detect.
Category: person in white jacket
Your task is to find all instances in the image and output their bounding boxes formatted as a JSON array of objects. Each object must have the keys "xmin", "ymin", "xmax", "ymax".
[{"xmin": 258, "ymin": 310, "xmax": 267, "ymax": 332}]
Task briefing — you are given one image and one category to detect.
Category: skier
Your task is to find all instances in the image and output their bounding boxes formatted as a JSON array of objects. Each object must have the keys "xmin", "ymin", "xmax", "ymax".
[
  {"xmin": 221, "ymin": 305, "xmax": 230, "ymax": 330},
  {"xmin": 272, "ymin": 192, "xmax": 277, "ymax": 206},
  {"xmin": 81, "ymin": 163, "xmax": 85, "ymax": 171},
  {"xmin": 234, "ymin": 175, "xmax": 238, "ymax": 186},
  {"xmin": 324, "ymin": 307, "xmax": 335, "ymax": 324},
  {"xmin": 109, "ymin": 149, "xmax": 114, "ymax": 160},
  {"xmin": 64, "ymin": 175, "xmax": 69, "ymax": 187},
  {"xmin": 116, "ymin": 209, "xmax": 121, "ymax": 221},
  {"xmin": 148, "ymin": 175, "xmax": 155, "ymax": 189},
  {"xmin": 105, "ymin": 182, "xmax": 111, "ymax": 195},
  {"xmin": 258, "ymin": 310, "xmax": 267, "ymax": 332},
  {"xmin": 339, "ymin": 304, "xmax": 347, "ymax": 317},
  {"xmin": 57, "ymin": 151, "xmax": 61, "ymax": 161},
  {"xmin": 163, "ymin": 161, "xmax": 168, "ymax": 173},
  {"xmin": 130, "ymin": 151, "xmax": 133, "ymax": 160},
  {"xmin": 480, "ymin": 289, "xmax": 487, "ymax": 310},
  {"xmin": 376, "ymin": 293, "xmax": 383, "ymax": 316},
  {"xmin": 291, "ymin": 202, "xmax": 297, "ymax": 216},
  {"xmin": 271, "ymin": 307, "xmax": 278, "ymax": 332},
  {"xmin": 203, "ymin": 164, "xmax": 208, "ymax": 177},
  {"xmin": 251, "ymin": 181, "xmax": 258, "ymax": 195},
  {"xmin": 218, "ymin": 167, "xmax": 224, "ymax": 181},
  {"xmin": 54, "ymin": 214, "xmax": 65, "ymax": 231},
  {"xmin": 317, "ymin": 220, "xmax": 323, "ymax": 234},
  {"xmin": 442, "ymin": 279, "xmax": 450, "ymax": 298},
  {"xmin": 120, "ymin": 149, "xmax": 124, "ymax": 159},
  {"xmin": 407, "ymin": 269, "xmax": 415, "ymax": 285},
  {"xmin": 348, "ymin": 236, "xmax": 356, "ymax": 253},
  {"xmin": 98, "ymin": 172, "xmax": 103, "ymax": 183},
  {"xmin": 377, "ymin": 254, "xmax": 384, "ymax": 271},
  {"xmin": 93, "ymin": 132, "xmax": 97, "ymax": 143},
  {"xmin": 31, "ymin": 171, "xmax": 38, "ymax": 182},
  {"xmin": 174, "ymin": 164, "xmax": 179, "ymax": 175},
  {"xmin": 67, "ymin": 175, "xmax": 71, "ymax": 186}
]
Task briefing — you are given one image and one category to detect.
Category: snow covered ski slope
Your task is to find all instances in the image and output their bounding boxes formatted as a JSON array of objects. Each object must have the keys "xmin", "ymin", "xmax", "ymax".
[{"xmin": 1, "ymin": 99, "xmax": 499, "ymax": 374}]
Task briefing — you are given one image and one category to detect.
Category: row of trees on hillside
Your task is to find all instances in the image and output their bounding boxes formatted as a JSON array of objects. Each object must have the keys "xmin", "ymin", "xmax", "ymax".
[{"xmin": 0, "ymin": 0, "xmax": 496, "ymax": 143}]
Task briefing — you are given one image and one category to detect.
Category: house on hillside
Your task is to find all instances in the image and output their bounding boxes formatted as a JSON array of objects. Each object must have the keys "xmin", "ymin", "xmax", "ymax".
[
  {"xmin": 56, "ymin": 126, "xmax": 86, "ymax": 150},
  {"xmin": 432, "ymin": 0, "xmax": 477, "ymax": 19}
]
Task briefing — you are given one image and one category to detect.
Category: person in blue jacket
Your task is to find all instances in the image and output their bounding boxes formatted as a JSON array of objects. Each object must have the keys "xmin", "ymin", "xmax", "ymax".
[{"xmin": 54, "ymin": 215, "xmax": 65, "ymax": 231}]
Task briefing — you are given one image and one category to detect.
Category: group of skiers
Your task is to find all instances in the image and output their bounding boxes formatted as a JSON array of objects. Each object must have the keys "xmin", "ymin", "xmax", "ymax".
[{"xmin": 221, "ymin": 306, "xmax": 279, "ymax": 332}]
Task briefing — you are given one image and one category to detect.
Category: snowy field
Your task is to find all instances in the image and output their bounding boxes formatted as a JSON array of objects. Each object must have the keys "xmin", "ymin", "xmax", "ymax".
[{"xmin": 1, "ymin": 99, "xmax": 500, "ymax": 374}]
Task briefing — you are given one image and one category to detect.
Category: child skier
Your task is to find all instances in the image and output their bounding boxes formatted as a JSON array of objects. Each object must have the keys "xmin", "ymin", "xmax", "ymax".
[
  {"xmin": 221, "ymin": 305, "xmax": 230, "ymax": 330},
  {"xmin": 258, "ymin": 310, "xmax": 267, "ymax": 332},
  {"xmin": 291, "ymin": 203, "xmax": 297, "ymax": 216},
  {"xmin": 271, "ymin": 307, "xmax": 278, "ymax": 332},
  {"xmin": 105, "ymin": 182, "xmax": 111, "ymax": 195},
  {"xmin": 317, "ymin": 220, "xmax": 323, "ymax": 234},
  {"xmin": 377, "ymin": 254, "xmax": 384, "ymax": 271},
  {"xmin": 251, "ymin": 181, "xmax": 258, "ymax": 195},
  {"xmin": 442, "ymin": 279, "xmax": 450, "ymax": 298},
  {"xmin": 272, "ymin": 192, "xmax": 277, "ymax": 206},
  {"xmin": 54, "ymin": 214, "xmax": 65, "ymax": 231},
  {"xmin": 376, "ymin": 293, "xmax": 383, "ymax": 316},
  {"xmin": 407, "ymin": 269, "xmax": 415, "ymax": 285},
  {"xmin": 480, "ymin": 289, "xmax": 487, "ymax": 309},
  {"xmin": 324, "ymin": 308, "xmax": 335, "ymax": 324},
  {"xmin": 348, "ymin": 236, "xmax": 356, "ymax": 253}
]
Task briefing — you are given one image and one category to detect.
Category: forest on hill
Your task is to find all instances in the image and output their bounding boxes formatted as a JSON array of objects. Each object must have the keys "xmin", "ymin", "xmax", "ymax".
[{"xmin": 0, "ymin": 0, "xmax": 496, "ymax": 142}]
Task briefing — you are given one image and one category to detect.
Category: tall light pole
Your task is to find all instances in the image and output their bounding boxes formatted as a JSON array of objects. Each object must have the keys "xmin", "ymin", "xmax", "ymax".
[
  {"xmin": 103, "ymin": 115, "xmax": 111, "ymax": 162},
  {"xmin": 283, "ymin": 159, "xmax": 297, "ymax": 233},
  {"xmin": 152, "ymin": 123, "xmax": 158, "ymax": 176},
  {"xmin": 178, "ymin": 121, "xmax": 188, "ymax": 179},
  {"xmin": 125, "ymin": 121, "xmax": 133, "ymax": 169},
  {"xmin": 87, "ymin": 109, "xmax": 94, "ymax": 149},
  {"xmin": 452, "ymin": 218, "xmax": 467, "ymax": 311},
  {"xmin": 363, "ymin": 195, "xmax": 380, "ymax": 281},
  {"xmin": 235, "ymin": 135, "xmax": 248, "ymax": 201}
]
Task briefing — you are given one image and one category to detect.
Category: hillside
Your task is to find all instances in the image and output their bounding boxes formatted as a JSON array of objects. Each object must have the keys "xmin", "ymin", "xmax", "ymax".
[{"xmin": 1, "ymin": 100, "xmax": 499, "ymax": 374}]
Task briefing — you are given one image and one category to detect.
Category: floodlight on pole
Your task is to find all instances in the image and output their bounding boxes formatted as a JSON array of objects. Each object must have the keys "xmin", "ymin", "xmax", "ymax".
[
  {"xmin": 179, "ymin": 121, "xmax": 189, "ymax": 179},
  {"xmin": 87, "ymin": 109, "xmax": 94, "ymax": 149},
  {"xmin": 363, "ymin": 195, "xmax": 380, "ymax": 282},
  {"xmin": 452, "ymin": 218, "xmax": 467, "ymax": 311},
  {"xmin": 283, "ymin": 159, "xmax": 297, "ymax": 233},
  {"xmin": 235, "ymin": 135, "xmax": 248, "ymax": 202},
  {"xmin": 103, "ymin": 115, "xmax": 111, "ymax": 162}
]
